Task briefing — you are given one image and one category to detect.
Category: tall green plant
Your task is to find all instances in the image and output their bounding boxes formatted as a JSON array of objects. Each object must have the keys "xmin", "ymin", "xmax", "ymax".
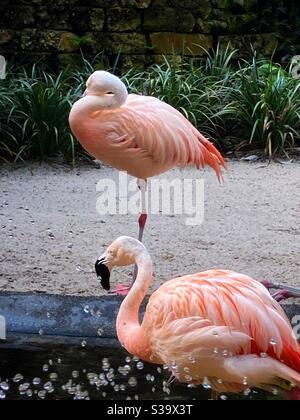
[
  {"xmin": 0, "ymin": 67, "xmax": 78, "ymax": 164},
  {"xmin": 228, "ymin": 58, "xmax": 300, "ymax": 156}
]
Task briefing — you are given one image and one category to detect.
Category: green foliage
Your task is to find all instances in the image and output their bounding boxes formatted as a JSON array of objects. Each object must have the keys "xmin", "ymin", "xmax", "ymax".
[
  {"xmin": 0, "ymin": 46, "xmax": 299, "ymax": 165},
  {"xmin": 227, "ymin": 57, "xmax": 300, "ymax": 156},
  {"xmin": 0, "ymin": 66, "xmax": 78, "ymax": 164}
]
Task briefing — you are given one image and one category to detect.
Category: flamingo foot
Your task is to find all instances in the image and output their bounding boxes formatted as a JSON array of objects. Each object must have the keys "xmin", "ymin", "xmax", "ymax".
[
  {"xmin": 261, "ymin": 280, "xmax": 300, "ymax": 302},
  {"xmin": 272, "ymin": 290, "xmax": 294, "ymax": 303},
  {"xmin": 110, "ymin": 284, "xmax": 131, "ymax": 296}
]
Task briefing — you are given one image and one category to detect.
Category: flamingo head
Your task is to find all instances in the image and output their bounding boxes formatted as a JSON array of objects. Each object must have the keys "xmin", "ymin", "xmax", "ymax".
[
  {"xmin": 84, "ymin": 71, "xmax": 128, "ymax": 107},
  {"xmin": 95, "ymin": 236, "xmax": 144, "ymax": 291}
]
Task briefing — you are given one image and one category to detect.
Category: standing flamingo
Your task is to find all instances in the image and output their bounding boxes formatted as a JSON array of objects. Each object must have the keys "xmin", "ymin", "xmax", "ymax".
[
  {"xmin": 69, "ymin": 71, "xmax": 226, "ymax": 245},
  {"xmin": 95, "ymin": 236, "xmax": 300, "ymax": 399}
]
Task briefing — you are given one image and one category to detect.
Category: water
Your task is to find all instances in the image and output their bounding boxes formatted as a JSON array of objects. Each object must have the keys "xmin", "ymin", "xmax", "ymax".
[{"xmin": 0, "ymin": 341, "xmax": 279, "ymax": 401}]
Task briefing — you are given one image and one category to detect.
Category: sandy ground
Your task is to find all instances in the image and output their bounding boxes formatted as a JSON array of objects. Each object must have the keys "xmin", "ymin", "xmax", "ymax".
[{"xmin": 0, "ymin": 160, "xmax": 299, "ymax": 296}]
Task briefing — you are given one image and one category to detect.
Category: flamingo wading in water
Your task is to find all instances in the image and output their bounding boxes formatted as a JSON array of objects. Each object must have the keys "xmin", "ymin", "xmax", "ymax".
[
  {"xmin": 69, "ymin": 71, "xmax": 226, "ymax": 244},
  {"xmin": 95, "ymin": 236, "xmax": 300, "ymax": 399}
]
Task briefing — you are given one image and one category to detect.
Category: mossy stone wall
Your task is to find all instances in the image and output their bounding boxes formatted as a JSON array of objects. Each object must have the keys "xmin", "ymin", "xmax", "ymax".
[{"xmin": 0, "ymin": 0, "xmax": 299, "ymax": 69}]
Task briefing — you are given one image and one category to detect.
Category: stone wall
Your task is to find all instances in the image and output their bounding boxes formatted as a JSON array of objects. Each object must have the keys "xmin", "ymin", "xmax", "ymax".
[{"xmin": 0, "ymin": 0, "xmax": 300, "ymax": 69}]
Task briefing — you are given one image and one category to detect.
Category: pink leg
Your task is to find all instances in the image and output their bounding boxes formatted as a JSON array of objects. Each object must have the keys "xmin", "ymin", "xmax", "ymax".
[
  {"xmin": 261, "ymin": 280, "xmax": 300, "ymax": 302},
  {"xmin": 112, "ymin": 181, "xmax": 148, "ymax": 294},
  {"xmin": 138, "ymin": 213, "xmax": 148, "ymax": 243}
]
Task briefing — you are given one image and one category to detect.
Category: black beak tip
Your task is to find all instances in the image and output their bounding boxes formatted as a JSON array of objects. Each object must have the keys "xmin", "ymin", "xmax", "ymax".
[{"xmin": 95, "ymin": 261, "xmax": 111, "ymax": 291}]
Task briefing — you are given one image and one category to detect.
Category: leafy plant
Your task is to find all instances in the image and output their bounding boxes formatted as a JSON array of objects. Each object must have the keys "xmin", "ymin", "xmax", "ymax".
[
  {"xmin": 0, "ymin": 66, "xmax": 78, "ymax": 164},
  {"xmin": 227, "ymin": 57, "xmax": 300, "ymax": 156}
]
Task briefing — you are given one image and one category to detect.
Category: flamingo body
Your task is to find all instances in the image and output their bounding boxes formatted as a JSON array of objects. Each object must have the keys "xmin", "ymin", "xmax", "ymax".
[
  {"xmin": 69, "ymin": 72, "xmax": 226, "ymax": 180},
  {"xmin": 142, "ymin": 270, "xmax": 300, "ymax": 393},
  {"xmin": 96, "ymin": 237, "xmax": 300, "ymax": 395}
]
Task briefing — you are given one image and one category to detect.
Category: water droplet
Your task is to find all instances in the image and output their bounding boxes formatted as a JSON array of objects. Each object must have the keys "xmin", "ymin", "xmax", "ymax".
[
  {"xmin": 97, "ymin": 328, "xmax": 104, "ymax": 336},
  {"xmin": 243, "ymin": 377, "xmax": 248, "ymax": 386},
  {"xmin": 128, "ymin": 377, "xmax": 137, "ymax": 387},
  {"xmin": 81, "ymin": 340, "xmax": 87, "ymax": 348},
  {"xmin": 19, "ymin": 383, "xmax": 30, "ymax": 393},
  {"xmin": 26, "ymin": 389, "xmax": 33, "ymax": 398},
  {"xmin": 32, "ymin": 378, "xmax": 41, "ymax": 386},
  {"xmin": 46, "ymin": 312, "xmax": 51, "ymax": 319},
  {"xmin": 72, "ymin": 371, "xmax": 80, "ymax": 379},
  {"xmin": 270, "ymin": 339, "xmax": 277, "ymax": 346},
  {"xmin": 202, "ymin": 377, "xmax": 211, "ymax": 390},
  {"xmin": 39, "ymin": 329, "xmax": 44, "ymax": 336},
  {"xmin": 125, "ymin": 356, "xmax": 131, "ymax": 363},
  {"xmin": 118, "ymin": 365, "xmax": 131, "ymax": 375},
  {"xmin": 0, "ymin": 390, "xmax": 6, "ymax": 400},
  {"xmin": 83, "ymin": 305, "xmax": 90, "ymax": 314},
  {"xmin": 38, "ymin": 390, "xmax": 46, "ymax": 399},
  {"xmin": 244, "ymin": 388, "xmax": 251, "ymax": 396},
  {"xmin": 76, "ymin": 265, "xmax": 82, "ymax": 272},
  {"xmin": 0, "ymin": 382, "xmax": 9, "ymax": 391},
  {"xmin": 260, "ymin": 352, "xmax": 268, "ymax": 358},
  {"xmin": 213, "ymin": 347, "xmax": 219, "ymax": 354},
  {"xmin": 220, "ymin": 395, "xmax": 228, "ymax": 400},
  {"xmin": 136, "ymin": 361, "xmax": 144, "ymax": 370},
  {"xmin": 13, "ymin": 374, "xmax": 24, "ymax": 383},
  {"xmin": 44, "ymin": 382, "xmax": 54, "ymax": 393},
  {"xmin": 49, "ymin": 373, "xmax": 58, "ymax": 382},
  {"xmin": 114, "ymin": 384, "xmax": 120, "ymax": 392},
  {"xmin": 42, "ymin": 364, "xmax": 49, "ymax": 372},
  {"xmin": 222, "ymin": 350, "xmax": 228, "ymax": 357}
]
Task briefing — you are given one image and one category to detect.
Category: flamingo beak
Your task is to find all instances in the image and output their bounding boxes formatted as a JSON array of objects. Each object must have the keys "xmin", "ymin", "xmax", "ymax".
[{"xmin": 95, "ymin": 257, "xmax": 111, "ymax": 291}]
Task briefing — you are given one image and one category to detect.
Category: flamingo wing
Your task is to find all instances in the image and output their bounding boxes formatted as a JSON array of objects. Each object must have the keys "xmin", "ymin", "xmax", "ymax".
[
  {"xmin": 142, "ymin": 271, "xmax": 300, "ymax": 391},
  {"xmin": 98, "ymin": 94, "xmax": 226, "ymax": 178},
  {"xmin": 143, "ymin": 270, "xmax": 300, "ymax": 372}
]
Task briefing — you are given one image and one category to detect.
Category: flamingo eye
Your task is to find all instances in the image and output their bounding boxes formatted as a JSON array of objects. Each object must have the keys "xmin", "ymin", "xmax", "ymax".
[{"xmin": 106, "ymin": 92, "xmax": 114, "ymax": 95}]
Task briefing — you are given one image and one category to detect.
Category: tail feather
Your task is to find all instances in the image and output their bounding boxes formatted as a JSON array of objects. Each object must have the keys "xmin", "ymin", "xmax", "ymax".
[{"xmin": 196, "ymin": 134, "xmax": 227, "ymax": 180}]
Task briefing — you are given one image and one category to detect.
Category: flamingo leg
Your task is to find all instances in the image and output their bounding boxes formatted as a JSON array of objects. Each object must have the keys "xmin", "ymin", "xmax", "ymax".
[
  {"xmin": 137, "ymin": 179, "xmax": 148, "ymax": 243},
  {"xmin": 261, "ymin": 280, "xmax": 300, "ymax": 302},
  {"xmin": 112, "ymin": 180, "xmax": 148, "ymax": 293},
  {"xmin": 132, "ymin": 180, "xmax": 148, "ymax": 283}
]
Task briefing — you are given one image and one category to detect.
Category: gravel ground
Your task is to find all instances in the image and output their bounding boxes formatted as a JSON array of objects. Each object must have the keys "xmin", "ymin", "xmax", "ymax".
[{"xmin": 0, "ymin": 159, "xmax": 299, "ymax": 296}]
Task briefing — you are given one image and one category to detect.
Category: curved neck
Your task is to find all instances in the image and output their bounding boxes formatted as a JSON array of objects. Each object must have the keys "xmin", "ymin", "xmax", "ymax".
[
  {"xmin": 116, "ymin": 251, "xmax": 153, "ymax": 360},
  {"xmin": 70, "ymin": 90, "xmax": 127, "ymax": 121}
]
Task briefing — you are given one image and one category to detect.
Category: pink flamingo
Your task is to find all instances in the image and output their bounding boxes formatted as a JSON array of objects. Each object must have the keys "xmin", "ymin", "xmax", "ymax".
[
  {"xmin": 95, "ymin": 236, "xmax": 300, "ymax": 399},
  {"xmin": 69, "ymin": 71, "xmax": 226, "ymax": 244}
]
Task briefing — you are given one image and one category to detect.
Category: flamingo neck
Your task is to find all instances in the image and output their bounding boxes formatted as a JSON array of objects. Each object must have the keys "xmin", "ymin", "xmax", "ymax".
[
  {"xmin": 116, "ymin": 251, "xmax": 153, "ymax": 360},
  {"xmin": 69, "ymin": 89, "xmax": 127, "ymax": 121}
]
